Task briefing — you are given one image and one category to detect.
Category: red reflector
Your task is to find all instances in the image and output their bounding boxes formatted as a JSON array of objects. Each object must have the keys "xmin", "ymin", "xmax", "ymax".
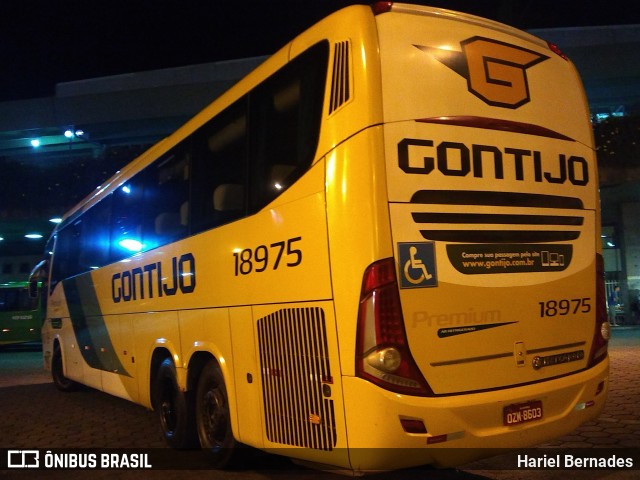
[
  {"xmin": 548, "ymin": 42, "xmax": 569, "ymax": 61},
  {"xmin": 400, "ymin": 418, "xmax": 427, "ymax": 434},
  {"xmin": 427, "ymin": 434, "xmax": 448, "ymax": 445},
  {"xmin": 372, "ymin": 1, "xmax": 393, "ymax": 15}
]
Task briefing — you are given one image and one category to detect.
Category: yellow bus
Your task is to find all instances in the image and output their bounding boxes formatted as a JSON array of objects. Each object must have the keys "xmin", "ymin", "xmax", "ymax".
[{"xmin": 39, "ymin": 2, "xmax": 609, "ymax": 471}]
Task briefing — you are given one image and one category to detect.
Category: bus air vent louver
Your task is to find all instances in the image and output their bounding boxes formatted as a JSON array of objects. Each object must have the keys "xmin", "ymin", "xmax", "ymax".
[
  {"xmin": 258, "ymin": 307, "xmax": 336, "ymax": 450},
  {"xmin": 329, "ymin": 41, "xmax": 351, "ymax": 114}
]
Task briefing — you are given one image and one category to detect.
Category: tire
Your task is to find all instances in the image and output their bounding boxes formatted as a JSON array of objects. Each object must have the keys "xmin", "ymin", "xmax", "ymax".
[
  {"xmin": 196, "ymin": 360, "xmax": 238, "ymax": 468},
  {"xmin": 51, "ymin": 344, "xmax": 78, "ymax": 392},
  {"xmin": 153, "ymin": 358, "xmax": 197, "ymax": 449}
]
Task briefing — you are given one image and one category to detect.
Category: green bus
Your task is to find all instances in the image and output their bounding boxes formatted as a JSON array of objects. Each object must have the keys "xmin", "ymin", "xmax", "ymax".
[{"xmin": 0, "ymin": 282, "xmax": 43, "ymax": 346}]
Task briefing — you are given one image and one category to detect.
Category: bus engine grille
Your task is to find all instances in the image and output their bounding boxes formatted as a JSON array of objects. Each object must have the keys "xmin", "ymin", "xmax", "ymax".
[{"xmin": 258, "ymin": 307, "xmax": 337, "ymax": 450}]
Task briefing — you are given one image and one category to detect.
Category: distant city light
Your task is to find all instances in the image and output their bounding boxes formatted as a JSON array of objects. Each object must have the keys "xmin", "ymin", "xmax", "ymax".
[
  {"xmin": 30, "ymin": 139, "xmax": 40, "ymax": 147},
  {"xmin": 64, "ymin": 129, "xmax": 85, "ymax": 138},
  {"xmin": 25, "ymin": 233, "xmax": 43, "ymax": 239},
  {"xmin": 49, "ymin": 217, "xmax": 63, "ymax": 224},
  {"xmin": 0, "ymin": 237, "xmax": 3, "ymax": 241}
]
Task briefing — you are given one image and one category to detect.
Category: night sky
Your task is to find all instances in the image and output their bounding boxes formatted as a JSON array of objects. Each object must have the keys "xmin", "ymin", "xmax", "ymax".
[{"xmin": 1, "ymin": 0, "xmax": 638, "ymax": 102}]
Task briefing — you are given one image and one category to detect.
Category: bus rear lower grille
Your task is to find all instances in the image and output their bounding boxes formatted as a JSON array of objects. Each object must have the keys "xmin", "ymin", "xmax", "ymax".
[{"xmin": 257, "ymin": 307, "xmax": 336, "ymax": 451}]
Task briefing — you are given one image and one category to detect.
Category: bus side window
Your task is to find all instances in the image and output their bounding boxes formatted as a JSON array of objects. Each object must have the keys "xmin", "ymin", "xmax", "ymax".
[
  {"xmin": 111, "ymin": 175, "xmax": 146, "ymax": 261},
  {"xmin": 144, "ymin": 146, "xmax": 191, "ymax": 248},
  {"xmin": 51, "ymin": 221, "xmax": 82, "ymax": 285},
  {"xmin": 78, "ymin": 196, "xmax": 112, "ymax": 272},
  {"xmin": 249, "ymin": 41, "xmax": 328, "ymax": 212},
  {"xmin": 191, "ymin": 99, "xmax": 248, "ymax": 235}
]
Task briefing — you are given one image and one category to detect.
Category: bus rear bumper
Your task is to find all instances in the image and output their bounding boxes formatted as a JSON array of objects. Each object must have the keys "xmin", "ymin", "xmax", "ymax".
[{"xmin": 341, "ymin": 356, "xmax": 609, "ymax": 471}]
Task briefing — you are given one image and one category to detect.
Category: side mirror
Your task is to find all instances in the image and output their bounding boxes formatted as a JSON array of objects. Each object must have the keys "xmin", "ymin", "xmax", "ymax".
[
  {"xmin": 28, "ymin": 259, "xmax": 49, "ymax": 298},
  {"xmin": 29, "ymin": 279, "xmax": 39, "ymax": 299}
]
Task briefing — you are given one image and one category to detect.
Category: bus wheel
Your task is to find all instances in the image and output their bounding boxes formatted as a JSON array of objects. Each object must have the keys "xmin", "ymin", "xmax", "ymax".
[
  {"xmin": 154, "ymin": 358, "xmax": 197, "ymax": 449},
  {"xmin": 51, "ymin": 344, "xmax": 78, "ymax": 392},
  {"xmin": 196, "ymin": 360, "xmax": 237, "ymax": 468}
]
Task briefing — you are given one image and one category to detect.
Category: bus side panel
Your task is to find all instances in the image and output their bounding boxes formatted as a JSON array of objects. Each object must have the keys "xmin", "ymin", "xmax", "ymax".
[
  {"xmin": 179, "ymin": 307, "xmax": 236, "ymax": 430},
  {"xmin": 134, "ymin": 310, "xmax": 182, "ymax": 409},
  {"xmin": 229, "ymin": 306, "xmax": 264, "ymax": 448},
  {"xmin": 253, "ymin": 301, "xmax": 350, "ymax": 469},
  {"xmin": 42, "ymin": 284, "xmax": 85, "ymax": 384},
  {"xmin": 325, "ymin": 127, "xmax": 394, "ymax": 377}
]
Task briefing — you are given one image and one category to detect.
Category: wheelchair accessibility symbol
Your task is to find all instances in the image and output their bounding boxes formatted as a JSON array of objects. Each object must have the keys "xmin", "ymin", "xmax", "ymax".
[{"xmin": 398, "ymin": 242, "xmax": 438, "ymax": 288}]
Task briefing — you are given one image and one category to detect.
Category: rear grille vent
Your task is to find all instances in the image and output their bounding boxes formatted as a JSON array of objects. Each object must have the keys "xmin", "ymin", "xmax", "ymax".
[
  {"xmin": 258, "ymin": 307, "xmax": 336, "ymax": 450},
  {"xmin": 329, "ymin": 41, "xmax": 351, "ymax": 114},
  {"xmin": 411, "ymin": 190, "xmax": 584, "ymax": 243}
]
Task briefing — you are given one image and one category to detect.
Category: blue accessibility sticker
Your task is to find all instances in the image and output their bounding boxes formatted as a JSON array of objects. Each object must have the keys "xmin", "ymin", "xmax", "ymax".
[{"xmin": 398, "ymin": 242, "xmax": 438, "ymax": 289}]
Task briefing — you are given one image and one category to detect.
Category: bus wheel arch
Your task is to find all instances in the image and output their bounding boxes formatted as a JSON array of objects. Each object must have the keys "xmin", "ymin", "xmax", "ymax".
[
  {"xmin": 51, "ymin": 339, "xmax": 78, "ymax": 392},
  {"xmin": 151, "ymin": 352, "xmax": 198, "ymax": 449},
  {"xmin": 196, "ymin": 358, "xmax": 239, "ymax": 468}
]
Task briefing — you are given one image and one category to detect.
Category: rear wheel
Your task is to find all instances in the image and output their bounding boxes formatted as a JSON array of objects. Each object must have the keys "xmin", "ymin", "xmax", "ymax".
[
  {"xmin": 51, "ymin": 344, "xmax": 78, "ymax": 392},
  {"xmin": 196, "ymin": 360, "xmax": 237, "ymax": 467},
  {"xmin": 153, "ymin": 358, "xmax": 197, "ymax": 448}
]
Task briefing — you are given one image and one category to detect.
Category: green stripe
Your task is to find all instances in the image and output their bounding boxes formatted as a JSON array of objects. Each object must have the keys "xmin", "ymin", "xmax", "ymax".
[{"xmin": 63, "ymin": 274, "xmax": 130, "ymax": 377}]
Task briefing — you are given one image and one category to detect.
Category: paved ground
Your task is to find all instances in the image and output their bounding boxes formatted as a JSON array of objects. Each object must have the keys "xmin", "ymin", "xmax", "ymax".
[{"xmin": 0, "ymin": 328, "xmax": 638, "ymax": 479}]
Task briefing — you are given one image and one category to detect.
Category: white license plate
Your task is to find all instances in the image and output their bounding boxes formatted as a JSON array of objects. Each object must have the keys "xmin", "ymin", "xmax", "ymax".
[{"xmin": 503, "ymin": 400, "xmax": 543, "ymax": 426}]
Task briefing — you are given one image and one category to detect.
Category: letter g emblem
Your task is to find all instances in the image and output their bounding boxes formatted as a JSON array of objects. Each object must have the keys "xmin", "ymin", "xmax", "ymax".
[{"xmin": 462, "ymin": 36, "xmax": 549, "ymax": 108}]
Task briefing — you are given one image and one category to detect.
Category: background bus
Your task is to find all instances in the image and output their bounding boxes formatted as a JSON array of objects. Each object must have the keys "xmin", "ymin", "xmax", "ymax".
[
  {"xmin": 0, "ymin": 282, "xmax": 42, "ymax": 346},
  {"xmin": 41, "ymin": 2, "xmax": 608, "ymax": 472}
]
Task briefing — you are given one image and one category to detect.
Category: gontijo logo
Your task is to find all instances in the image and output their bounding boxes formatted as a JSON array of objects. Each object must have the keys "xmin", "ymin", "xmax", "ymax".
[
  {"xmin": 111, "ymin": 253, "xmax": 196, "ymax": 303},
  {"xmin": 415, "ymin": 36, "xmax": 549, "ymax": 109}
]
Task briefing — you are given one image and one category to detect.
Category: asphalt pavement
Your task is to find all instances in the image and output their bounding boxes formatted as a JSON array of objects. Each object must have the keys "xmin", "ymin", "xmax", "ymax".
[{"xmin": 0, "ymin": 328, "xmax": 638, "ymax": 479}]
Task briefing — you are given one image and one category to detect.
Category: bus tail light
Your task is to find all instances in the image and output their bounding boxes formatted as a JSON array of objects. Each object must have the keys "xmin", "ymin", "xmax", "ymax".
[
  {"xmin": 372, "ymin": 2, "xmax": 393, "ymax": 15},
  {"xmin": 356, "ymin": 258, "xmax": 433, "ymax": 396},
  {"xmin": 548, "ymin": 42, "xmax": 569, "ymax": 61},
  {"xmin": 588, "ymin": 254, "xmax": 609, "ymax": 367}
]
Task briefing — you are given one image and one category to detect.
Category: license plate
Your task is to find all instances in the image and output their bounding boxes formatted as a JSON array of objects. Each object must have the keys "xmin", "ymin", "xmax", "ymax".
[{"xmin": 503, "ymin": 400, "xmax": 543, "ymax": 426}]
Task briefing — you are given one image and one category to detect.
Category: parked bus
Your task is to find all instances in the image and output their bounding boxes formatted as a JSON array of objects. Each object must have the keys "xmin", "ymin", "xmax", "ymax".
[
  {"xmin": 0, "ymin": 282, "xmax": 42, "ymax": 346},
  {"xmin": 38, "ymin": 2, "xmax": 609, "ymax": 471}
]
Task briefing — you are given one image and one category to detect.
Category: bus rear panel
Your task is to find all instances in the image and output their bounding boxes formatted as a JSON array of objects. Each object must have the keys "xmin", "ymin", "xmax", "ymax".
[{"xmin": 342, "ymin": 3, "xmax": 608, "ymax": 469}]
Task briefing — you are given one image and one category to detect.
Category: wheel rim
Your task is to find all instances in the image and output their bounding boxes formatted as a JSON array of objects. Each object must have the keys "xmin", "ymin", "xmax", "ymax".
[
  {"xmin": 160, "ymin": 381, "xmax": 177, "ymax": 434},
  {"xmin": 201, "ymin": 386, "xmax": 228, "ymax": 448}
]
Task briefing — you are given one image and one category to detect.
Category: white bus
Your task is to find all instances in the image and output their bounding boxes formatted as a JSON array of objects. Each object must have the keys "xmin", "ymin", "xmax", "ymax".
[{"xmin": 39, "ymin": 2, "xmax": 609, "ymax": 472}]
